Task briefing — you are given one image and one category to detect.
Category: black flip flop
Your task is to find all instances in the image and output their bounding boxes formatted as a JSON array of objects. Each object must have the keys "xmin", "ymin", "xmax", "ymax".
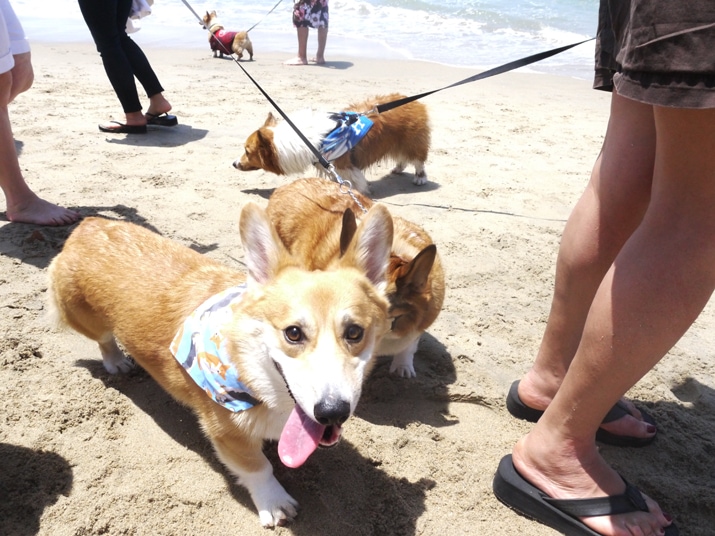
[
  {"xmin": 506, "ymin": 380, "xmax": 657, "ymax": 447},
  {"xmin": 98, "ymin": 121, "xmax": 147, "ymax": 134},
  {"xmin": 146, "ymin": 112, "xmax": 178, "ymax": 127},
  {"xmin": 493, "ymin": 454, "xmax": 679, "ymax": 536}
]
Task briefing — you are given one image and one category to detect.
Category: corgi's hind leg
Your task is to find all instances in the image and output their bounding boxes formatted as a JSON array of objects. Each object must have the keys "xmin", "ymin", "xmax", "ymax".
[
  {"xmin": 412, "ymin": 161, "xmax": 428, "ymax": 186},
  {"xmin": 212, "ymin": 434, "xmax": 298, "ymax": 528},
  {"xmin": 391, "ymin": 162, "xmax": 406, "ymax": 174}
]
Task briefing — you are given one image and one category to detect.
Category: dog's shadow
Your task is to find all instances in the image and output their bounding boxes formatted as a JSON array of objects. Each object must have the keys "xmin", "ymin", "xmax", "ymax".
[
  {"xmin": 77, "ymin": 360, "xmax": 432, "ymax": 534},
  {"xmin": 359, "ymin": 332, "xmax": 457, "ymax": 429},
  {"xmin": 0, "ymin": 443, "xmax": 73, "ymax": 536}
]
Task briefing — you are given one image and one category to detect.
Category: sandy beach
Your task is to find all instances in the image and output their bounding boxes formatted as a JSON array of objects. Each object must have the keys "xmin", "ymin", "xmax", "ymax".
[{"xmin": 1, "ymin": 41, "xmax": 714, "ymax": 536}]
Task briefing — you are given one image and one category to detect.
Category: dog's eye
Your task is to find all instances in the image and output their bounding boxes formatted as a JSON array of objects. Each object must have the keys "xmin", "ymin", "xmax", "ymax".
[
  {"xmin": 284, "ymin": 326, "xmax": 304, "ymax": 343},
  {"xmin": 344, "ymin": 324, "xmax": 364, "ymax": 343}
]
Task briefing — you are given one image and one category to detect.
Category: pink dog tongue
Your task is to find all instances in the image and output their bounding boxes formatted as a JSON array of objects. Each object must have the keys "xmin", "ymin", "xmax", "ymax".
[{"xmin": 278, "ymin": 404, "xmax": 326, "ymax": 468}]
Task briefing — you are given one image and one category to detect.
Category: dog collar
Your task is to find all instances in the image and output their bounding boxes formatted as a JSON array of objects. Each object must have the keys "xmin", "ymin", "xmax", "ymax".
[
  {"xmin": 321, "ymin": 111, "xmax": 373, "ymax": 161},
  {"xmin": 169, "ymin": 284, "xmax": 260, "ymax": 412}
]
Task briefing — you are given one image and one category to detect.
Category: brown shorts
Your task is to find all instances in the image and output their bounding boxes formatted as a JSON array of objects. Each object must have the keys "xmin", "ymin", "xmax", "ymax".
[{"xmin": 594, "ymin": 0, "xmax": 715, "ymax": 108}]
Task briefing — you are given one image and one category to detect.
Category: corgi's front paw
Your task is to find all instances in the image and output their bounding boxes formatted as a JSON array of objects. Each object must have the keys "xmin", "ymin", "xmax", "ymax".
[
  {"xmin": 254, "ymin": 479, "xmax": 299, "ymax": 528},
  {"xmin": 389, "ymin": 354, "xmax": 416, "ymax": 378}
]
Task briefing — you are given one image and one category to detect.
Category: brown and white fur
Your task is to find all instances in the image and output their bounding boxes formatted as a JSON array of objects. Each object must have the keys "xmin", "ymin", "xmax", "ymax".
[
  {"xmin": 233, "ymin": 93, "xmax": 431, "ymax": 194},
  {"xmin": 46, "ymin": 203, "xmax": 393, "ymax": 527},
  {"xmin": 266, "ymin": 178, "xmax": 445, "ymax": 378},
  {"xmin": 202, "ymin": 10, "xmax": 253, "ymax": 60}
]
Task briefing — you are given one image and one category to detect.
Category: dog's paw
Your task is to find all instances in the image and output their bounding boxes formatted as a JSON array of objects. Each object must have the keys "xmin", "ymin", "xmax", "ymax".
[
  {"xmin": 389, "ymin": 356, "xmax": 416, "ymax": 378},
  {"xmin": 391, "ymin": 163, "xmax": 406, "ymax": 174},
  {"xmin": 254, "ymin": 481, "xmax": 299, "ymax": 528},
  {"xmin": 412, "ymin": 171, "xmax": 428, "ymax": 186},
  {"xmin": 102, "ymin": 355, "xmax": 135, "ymax": 374}
]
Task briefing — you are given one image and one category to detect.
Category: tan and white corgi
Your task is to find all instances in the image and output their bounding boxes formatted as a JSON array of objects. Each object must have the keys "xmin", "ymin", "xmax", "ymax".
[
  {"xmin": 233, "ymin": 93, "xmax": 431, "ymax": 194},
  {"xmin": 202, "ymin": 10, "xmax": 253, "ymax": 60},
  {"xmin": 47, "ymin": 203, "xmax": 393, "ymax": 528},
  {"xmin": 266, "ymin": 178, "xmax": 445, "ymax": 377}
]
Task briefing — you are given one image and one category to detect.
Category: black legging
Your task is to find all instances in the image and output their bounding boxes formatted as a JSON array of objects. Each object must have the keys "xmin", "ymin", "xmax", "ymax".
[{"xmin": 78, "ymin": 0, "xmax": 164, "ymax": 113}]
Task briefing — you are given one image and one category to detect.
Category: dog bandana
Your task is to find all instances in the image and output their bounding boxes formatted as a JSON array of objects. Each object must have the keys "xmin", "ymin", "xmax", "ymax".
[
  {"xmin": 320, "ymin": 111, "xmax": 373, "ymax": 161},
  {"xmin": 210, "ymin": 30, "xmax": 238, "ymax": 53},
  {"xmin": 169, "ymin": 284, "xmax": 260, "ymax": 412}
]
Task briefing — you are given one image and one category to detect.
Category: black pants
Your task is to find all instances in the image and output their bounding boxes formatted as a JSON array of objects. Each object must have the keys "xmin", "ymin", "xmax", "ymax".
[{"xmin": 78, "ymin": 0, "xmax": 164, "ymax": 113}]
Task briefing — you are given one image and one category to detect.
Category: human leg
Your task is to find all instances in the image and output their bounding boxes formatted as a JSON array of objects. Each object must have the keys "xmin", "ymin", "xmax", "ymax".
[
  {"xmin": 313, "ymin": 26, "xmax": 327, "ymax": 64},
  {"xmin": 285, "ymin": 26, "xmax": 309, "ymax": 65},
  {"xmin": 78, "ymin": 0, "xmax": 143, "ymax": 118},
  {"xmin": 509, "ymin": 99, "xmax": 715, "ymax": 536},
  {"xmin": 515, "ymin": 92, "xmax": 657, "ymax": 440},
  {"xmin": 0, "ymin": 4, "xmax": 79, "ymax": 225}
]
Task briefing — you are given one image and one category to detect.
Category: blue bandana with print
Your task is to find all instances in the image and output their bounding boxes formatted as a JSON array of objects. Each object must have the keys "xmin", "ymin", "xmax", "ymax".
[
  {"xmin": 320, "ymin": 111, "xmax": 374, "ymax": 161},
  {"xmin": 169, "ymin": 284, "xmax": 259, "ymax": 412}
]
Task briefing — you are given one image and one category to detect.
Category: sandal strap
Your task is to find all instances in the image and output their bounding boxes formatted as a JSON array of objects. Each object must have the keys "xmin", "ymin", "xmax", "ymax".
[
  {"xmin": 544, "ymin": 481, "xmax": 649, "ymax": 517},
  {"xmin": 602, "ymin": 400, "xmax": 631, "ymax": 424}
]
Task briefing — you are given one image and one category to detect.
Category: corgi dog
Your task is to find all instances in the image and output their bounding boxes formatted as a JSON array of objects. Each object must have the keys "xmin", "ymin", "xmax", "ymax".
[
  {"xmin": 266, "ymin": 178, "xmax": 445, "ymax": 378},
  {"xmin": 202, "ymin": 10, "xmax": 253, "ymax": 60},
  {"xmin": 47, "ymin": 203, "xmax": 393, "ymax": 528},
  {"xmin": 233, "ymin": 93, "xmax": 431, "ymax": 194}
]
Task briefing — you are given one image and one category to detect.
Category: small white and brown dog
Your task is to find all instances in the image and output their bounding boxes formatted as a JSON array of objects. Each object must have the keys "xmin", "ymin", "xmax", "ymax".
[
  {"xmin": 47, "ymin": 203, "xmax": 393, "ymax": 527},
  {"xmin": 234, "ymin": 93, "xmax": 431, "ymax": 194},
  {"xmin": 202, "ymin": 10, "xmax": 253, "ymax": 60},
  {"xmin": 267, "ymin": 178, "xmax": 445, "ymax": 378}
]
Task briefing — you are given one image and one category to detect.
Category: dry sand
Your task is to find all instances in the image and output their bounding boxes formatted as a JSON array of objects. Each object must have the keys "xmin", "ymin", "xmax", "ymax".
[{"xmin": 1, "ymin": 41, "xmax": 713, "ymax": 536}]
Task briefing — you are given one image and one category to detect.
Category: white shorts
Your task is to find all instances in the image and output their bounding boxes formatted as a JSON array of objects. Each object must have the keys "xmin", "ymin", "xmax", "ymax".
[{"xmin": 0, "ymin": 0, "xmax": 31, "ymax": 75}]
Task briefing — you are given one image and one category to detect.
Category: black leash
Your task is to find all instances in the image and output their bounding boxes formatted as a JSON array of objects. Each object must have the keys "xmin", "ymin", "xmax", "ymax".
[
  {"xmin": 181, "ymin": 0, "xmax": 593, "ymax": 201},
  {"xmin": 366, "ymin": 37, "xmax": 594, "ymax": 115}
]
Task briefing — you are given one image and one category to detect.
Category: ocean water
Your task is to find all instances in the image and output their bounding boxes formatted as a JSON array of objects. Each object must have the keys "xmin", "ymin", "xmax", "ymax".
[{"xmin": 12, "ymin": 0, "xmax": 598, "ymax": 79}]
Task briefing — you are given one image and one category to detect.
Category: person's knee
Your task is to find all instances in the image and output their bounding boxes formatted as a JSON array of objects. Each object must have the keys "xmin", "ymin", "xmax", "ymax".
[{"xmin": 9, "ymin": 53, "xmax": 34, "ymax": 100}]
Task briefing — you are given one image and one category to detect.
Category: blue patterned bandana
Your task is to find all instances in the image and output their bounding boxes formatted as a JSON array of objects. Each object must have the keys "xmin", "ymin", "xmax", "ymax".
[
  {"xmin": 320, "ymin": 111, "xmax": 374, "ymax": 161},
  {"xmin": 169, "ymin": 284, "xmax": 259, "ymax": 412}
]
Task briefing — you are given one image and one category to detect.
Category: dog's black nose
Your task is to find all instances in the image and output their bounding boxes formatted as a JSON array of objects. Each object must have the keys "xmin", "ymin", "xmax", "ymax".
[{"xmin": 314, "ymin": 398, "xmax": 350, "ymax": 426}]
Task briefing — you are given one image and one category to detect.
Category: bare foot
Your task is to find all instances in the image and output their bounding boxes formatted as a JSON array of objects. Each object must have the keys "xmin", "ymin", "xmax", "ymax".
[
  {"xmin": 512, "ymin": 429, "xmax": 674, "ymax": 536},
  {"xmin": 310, "ymin": 57, "xmax": 326, "ymax": 65},
  {"xmin": 284, "ymin": 57, "xmax": 308, "ymax": 66},
  {"xmin": 6, "ymin": 194, "xmax": 81, "ymax": 226}
]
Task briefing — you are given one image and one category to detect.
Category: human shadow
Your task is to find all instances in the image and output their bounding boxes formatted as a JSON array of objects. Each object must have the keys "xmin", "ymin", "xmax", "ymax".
[
  {"xmin": 0, "ymin": 204, "xmax": 218, "ymax": 270},
  {"xmin": 76, "ymin": 359, "xmax": 430, "ymax": 534},
  {"xmin": 0, "ymin": 443, "xmax": 73, "ymax": 536},
  {"xmin": 313, "ymin": 60, "xmax": 354, "ymax": 70},
  {"xmin": 600, "ymin": 377, "xmax": 715, "ymax": 536},
  {"xmin": 104, "ymin": 125, "xmax": 209, "ymax": 148}
]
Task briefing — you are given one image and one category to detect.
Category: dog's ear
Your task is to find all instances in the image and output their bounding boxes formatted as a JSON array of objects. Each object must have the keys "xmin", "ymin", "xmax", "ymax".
[
  {"xmin": 395, "ymin": 244, "xmax": 436, "ymax": 293},
  {"xmin": 263, "ymin": 113, "xmax": 278, "ymax": 127},
  {"xmin": 340, "ymin": 204, "xmax": 393, "ymax": 287},
  {"xmin": 239, "ymin": 202, "xmax": 288, "ymax": 284},
  {"xmin": 339, "ymin": 209, "xmax": 358, "ymax": 257}
]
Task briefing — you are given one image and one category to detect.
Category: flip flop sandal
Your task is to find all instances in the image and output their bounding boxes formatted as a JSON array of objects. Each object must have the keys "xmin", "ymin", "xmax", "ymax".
[
  {"xmin": 506, "ymin": 380, "xmax": 657, "ymax": 447},
  {"xmin": 146, "ymin": 112, "xmax": 178, "ymax": 127},
  {"xmin": 493, "ymin": 455, "xmax": 679, "ymax": 536},
  {"xmin": 98, "ymin": 121, "xmax": 147, "ymax": 134}
]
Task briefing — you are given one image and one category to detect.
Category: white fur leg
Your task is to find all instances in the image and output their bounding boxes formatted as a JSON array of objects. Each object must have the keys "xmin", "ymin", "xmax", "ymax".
[
  {"xmin": 99, "ymin": 335, "xmax": 134, "ymax": 374},
  {"xmin": 234, "ymin": 462, "xmax": 299, "ymax": 528},
  {"xmin": 337, "ymin": 167, "xmax": 371, "ymax": 195},
  {"xmin": 389, "ymin": 338, "xmax": 420, "ymax": 378},
  {"xmin": 412, "ymin": 163, "xmax": 428, "ymax": 186},
  {"xmin": 391, "ymin": 162, "xmax": 406, "ymax": 174}
]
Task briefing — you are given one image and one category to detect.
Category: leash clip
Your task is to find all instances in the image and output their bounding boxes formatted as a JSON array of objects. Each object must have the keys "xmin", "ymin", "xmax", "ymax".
[{"xmin": 326, "ymin": 165, "xmax": 369, "ymax": 215}]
